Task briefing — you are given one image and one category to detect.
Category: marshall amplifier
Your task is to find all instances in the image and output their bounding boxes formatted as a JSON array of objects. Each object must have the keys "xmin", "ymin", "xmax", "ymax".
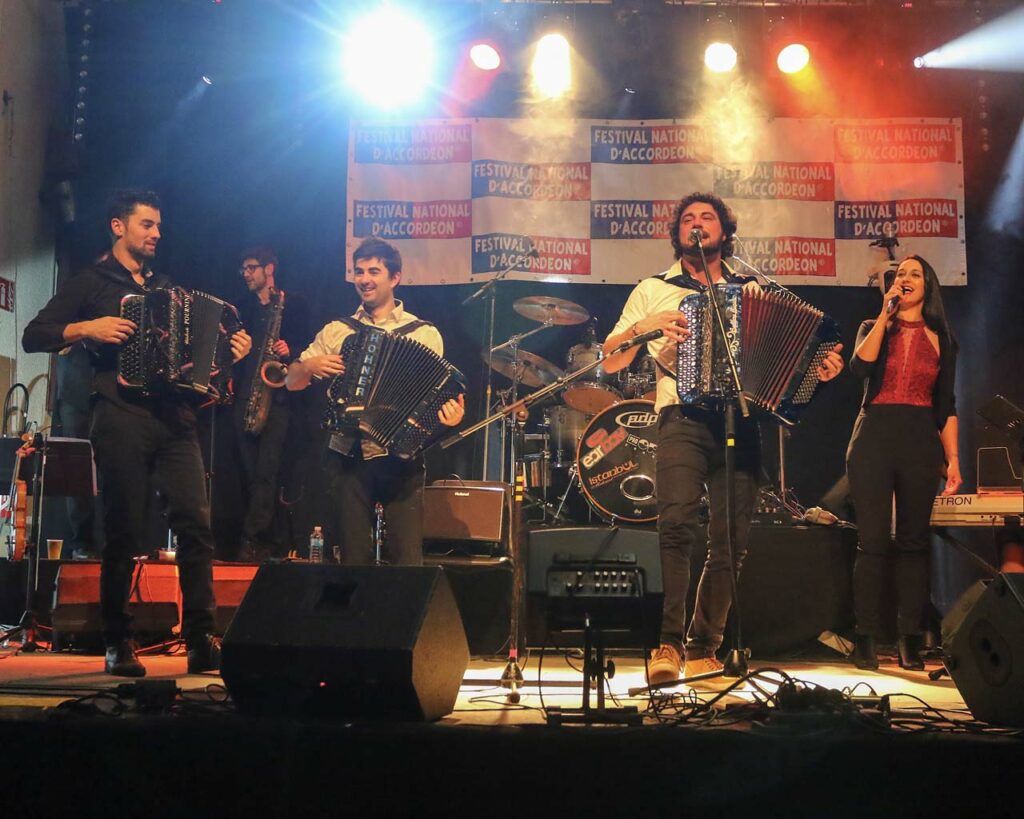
[{"xmin": 423, "ymin": 480, "xmax": 510, "ymax": 557}]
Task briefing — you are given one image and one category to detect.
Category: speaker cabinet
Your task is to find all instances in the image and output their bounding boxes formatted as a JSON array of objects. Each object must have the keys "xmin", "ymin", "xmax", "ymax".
[
  {"xmin": 525, "ymin": 527, "xmax": 663, "ymax": 649},
  {"xmin": 220, "ymin": 565, "xmax": 469, "ymax": 721},
  {"xmin": 943, "ymin": 573, "xmax": 1024, "ymax": 728},
  {"xmin": 424, "ymin": 556, "xmax": 513, "ymax": 657},
  {"xmin": 51, "ymin": 561, "xmax": 180, "ymax": 647},
  {"xmin": 423, "ymin": 481, "xmax": 509, "ymax": 556}
]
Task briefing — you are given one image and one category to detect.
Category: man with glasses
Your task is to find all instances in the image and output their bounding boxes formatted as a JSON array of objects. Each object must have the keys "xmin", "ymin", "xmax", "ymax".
[{"xmin": 231, "ymin": 247, "xmax": 308, "ymax": 561}]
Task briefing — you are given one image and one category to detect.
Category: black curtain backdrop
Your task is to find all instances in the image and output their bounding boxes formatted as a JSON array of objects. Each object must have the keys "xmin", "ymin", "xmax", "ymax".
[{"xmin": 53, "ymin": 2, "xmax": 1024, "ymax": 583}]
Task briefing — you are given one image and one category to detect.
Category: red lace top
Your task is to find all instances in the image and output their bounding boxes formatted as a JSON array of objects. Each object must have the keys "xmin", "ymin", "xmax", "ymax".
[{"xmin": 870, "ymin": 319, "xmax": 940, "ymax": 407}]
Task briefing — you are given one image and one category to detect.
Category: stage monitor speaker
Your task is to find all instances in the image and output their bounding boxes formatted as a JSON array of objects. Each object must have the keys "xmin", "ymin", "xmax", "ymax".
[
  {"xmin": 424, "ymin": 556, "xmax": 513, "ymax": 657},
  {"xmin": 423, "ymin": 481, "xmax": 509, "ymax": 557},
  {"xmin": 943, "ymin": 573, "xmax": 1024, "ymax": 728},
  {"xmin": 220, "ymin": 565, "xmax": 469, "ymax": 721},
  {"xmin": 525, "ymin": 527, "xmax": 662, "ymax": 650},
  {"xmin": 50, "ymin": 561, "xmax": 180, "ymax": 648}
]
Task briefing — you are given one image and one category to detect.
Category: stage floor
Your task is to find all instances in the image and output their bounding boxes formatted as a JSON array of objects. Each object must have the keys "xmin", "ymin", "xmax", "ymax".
[
  {"xmin": 0, "ymin": 646, "xmax": 975, "ymax": 727},
  {"xmin": 2, "ymin": 645, "xmax": 1022, "ymax": 818}
]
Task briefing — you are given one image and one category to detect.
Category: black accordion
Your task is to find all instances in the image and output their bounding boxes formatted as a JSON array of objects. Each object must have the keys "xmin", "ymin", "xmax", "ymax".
[
  {"xmin": 322, "ymin": 325, "xmax": 466, "ymax": 459},
  {"xmin": 675, "ymin": 284, "xmax": 839, "ymax": 425},
  {"xmin": 117, "ymin": 287, "xmax": 243, "ymax": 405}
]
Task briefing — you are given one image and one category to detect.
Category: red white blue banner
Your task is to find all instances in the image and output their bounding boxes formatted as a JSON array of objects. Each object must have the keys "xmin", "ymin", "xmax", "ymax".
[{"xmin": 346, "ymin": 117, "xmax": 966, "ymax": 286}]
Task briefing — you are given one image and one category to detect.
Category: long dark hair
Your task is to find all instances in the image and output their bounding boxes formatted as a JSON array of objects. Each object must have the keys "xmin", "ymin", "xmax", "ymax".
[{"xmin": 908, "ymin": 254, "xmax": 958, "ymax": 353}]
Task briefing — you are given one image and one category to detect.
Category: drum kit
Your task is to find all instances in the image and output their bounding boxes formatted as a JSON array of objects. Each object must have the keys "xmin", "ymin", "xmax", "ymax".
[{"xmin": 481, "ymin": 295, "xmax": 661, "ymax": 525}]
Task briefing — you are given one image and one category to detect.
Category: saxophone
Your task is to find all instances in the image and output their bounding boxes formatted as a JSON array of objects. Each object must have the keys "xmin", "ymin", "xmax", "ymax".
[{"xmin": 242, "ymin": 288, "xmax": 286, "ymax": 435}]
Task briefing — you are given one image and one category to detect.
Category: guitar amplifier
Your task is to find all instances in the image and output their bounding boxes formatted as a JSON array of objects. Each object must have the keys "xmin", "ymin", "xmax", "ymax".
[{"xmin": 423, "ymin": 481, "xmax": 510, "ymax": 556}]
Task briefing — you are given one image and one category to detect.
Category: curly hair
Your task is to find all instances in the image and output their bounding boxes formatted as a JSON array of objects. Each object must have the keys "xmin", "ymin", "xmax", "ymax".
[{"xmin": 669, "ymin": 192, "xmax": 737, "ymax": 260}]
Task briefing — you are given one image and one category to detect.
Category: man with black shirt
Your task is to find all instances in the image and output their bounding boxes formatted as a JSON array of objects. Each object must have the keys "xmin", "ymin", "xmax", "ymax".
[
  {"xmin": 232, "ymin": 246, "xmax": 308, "ymax": 560},
  {"xmin": 23, "ymin": 189, "xmax": 252, "ymax": 677}
]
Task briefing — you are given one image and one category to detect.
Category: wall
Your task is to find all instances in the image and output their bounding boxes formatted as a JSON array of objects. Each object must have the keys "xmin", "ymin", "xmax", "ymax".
[{"xmin": 0, "ymin": 0, "xmax": 67, "ymax": 431}]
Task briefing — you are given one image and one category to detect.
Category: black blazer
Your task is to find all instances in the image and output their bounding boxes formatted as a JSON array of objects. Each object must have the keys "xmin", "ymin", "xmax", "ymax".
[{"xmin": 849, "ymin": 319, "xmax": 958, "ymax": 431}]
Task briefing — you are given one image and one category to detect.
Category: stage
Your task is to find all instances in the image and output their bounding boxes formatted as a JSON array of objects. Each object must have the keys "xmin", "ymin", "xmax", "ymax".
[{"xmin": 1, "ymin": 648, "xmax": 1022, "ymax": 817}]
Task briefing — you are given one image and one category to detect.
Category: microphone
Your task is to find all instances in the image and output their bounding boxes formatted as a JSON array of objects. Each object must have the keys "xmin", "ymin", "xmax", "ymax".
[
  {"xmin": 689, "ymin": 228, "xmax": 703, "ymax": 244},
  {"xmin": 613, "ymin": 328, "xmax": 663, "ymax": 353},
  {"xmin": 526, "ymin": 247, "xmax": 540, "ymax": 259},
  {"xmin": 886, "ymin": 285, "xmax": 910, "ymax": 315}
]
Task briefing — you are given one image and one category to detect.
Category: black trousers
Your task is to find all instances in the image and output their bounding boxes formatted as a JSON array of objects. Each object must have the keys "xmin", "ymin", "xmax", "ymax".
[
  {"xmin": 656, "ymin": 406, "xmax": 760, "ymax": 659},
  {"xmin": 233, "ymin": 400, "xmax": 289, "ymax": 544},
  {"xmin": 324, "ymin": 450, "xmax": 425, "ymax": 566},
  {"xmin": 90, "ymin": 397, "xmax": 216, "ymax": 644},
  {"xmin": 846, "ymin": 404, "xmax": 942, "ymax": 637}
]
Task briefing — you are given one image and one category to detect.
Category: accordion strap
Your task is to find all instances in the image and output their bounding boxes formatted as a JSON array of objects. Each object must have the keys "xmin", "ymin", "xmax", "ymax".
[{"xmin": 334, "ymin": 315, "xmax": 434, "ymax": 349}]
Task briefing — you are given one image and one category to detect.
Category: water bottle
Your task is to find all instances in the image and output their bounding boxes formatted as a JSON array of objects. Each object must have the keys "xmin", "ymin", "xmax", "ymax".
[{"xmin": 309, "ymin": 526, "xmax": 324, "ymax": 563}]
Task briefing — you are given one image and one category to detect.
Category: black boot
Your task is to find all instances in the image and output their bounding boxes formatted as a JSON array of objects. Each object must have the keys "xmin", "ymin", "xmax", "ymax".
[
  {"xmin": 898, "ymin": 635, "xmax": 925, "ymax": 671},
  {"xmin": 186, "ymin": 633, "xmax": 221, "ymax": 674},
  {"xmin": 851, "ymin": 634, "xmax": 879, "ymax": 670},
  {"xmin": 104, "ymin": 639, "xmax": 146, "ymax": 677}
]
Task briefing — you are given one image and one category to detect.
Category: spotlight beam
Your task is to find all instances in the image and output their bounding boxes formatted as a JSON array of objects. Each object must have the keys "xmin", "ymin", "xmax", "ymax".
[{"xmin": 915, "ymin": 6, "xmax": 1024, "ymax": 72}]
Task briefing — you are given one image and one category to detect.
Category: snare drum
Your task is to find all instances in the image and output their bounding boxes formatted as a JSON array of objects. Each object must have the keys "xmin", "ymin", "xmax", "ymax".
[
  {"xmin": 545, "ymin": 405, "xmax": 589, "ymax": 468},
  {"xmin": 619, "ymin": 354, "xmax": 658, "ymax": 402},
  {"xmin": 576, "ymin": 400, "xmax": 659, "ymax": 523},
  {"xmin": 562, "ymin": 343, "xmax": 621, "ymax": 414}
]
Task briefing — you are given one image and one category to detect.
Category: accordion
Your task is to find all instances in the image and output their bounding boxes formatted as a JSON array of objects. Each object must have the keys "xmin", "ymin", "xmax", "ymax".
[
  {"xmin": 322, "ymin": 325, "xmax": 466, "ymax": 459},
  {"xmin": 117, "ymin": 287, "xmax": 243, "ymax": 404},
  {"xmin": 675, "ymin": 284, "xmax": 840, "ymax": 425}
]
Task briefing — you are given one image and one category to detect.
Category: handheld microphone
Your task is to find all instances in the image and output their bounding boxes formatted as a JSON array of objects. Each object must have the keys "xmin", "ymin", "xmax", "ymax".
[
  {"xmin": 613, "ymin": 328, "xmax": 664, "ymax": 353},
  {"xmin": 886, "ymin": 285, "xmax": 910, "ymax": 315},
  {"xmin": 526, "ymin": 247, "xmax": 540, "ymax": 259},
  {"xmin": 689, "ymin": 228, "xmax": 703, "ymax": 244}
]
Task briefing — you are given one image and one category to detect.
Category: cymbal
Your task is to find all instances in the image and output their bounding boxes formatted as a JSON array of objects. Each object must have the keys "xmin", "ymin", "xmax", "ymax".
[
  {"xmin": 486, "ymin": 348, "xmax": 564, "ymax": 388},
  {"xmin": 513, "ymin": 296, "xmax": 589, "ymax": 326}
]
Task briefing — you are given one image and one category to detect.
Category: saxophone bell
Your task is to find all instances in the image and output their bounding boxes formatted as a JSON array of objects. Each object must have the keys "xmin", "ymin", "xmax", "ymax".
[{"xmin": 260, "ymin": 359, "xmax": 288, "ymax": 388}]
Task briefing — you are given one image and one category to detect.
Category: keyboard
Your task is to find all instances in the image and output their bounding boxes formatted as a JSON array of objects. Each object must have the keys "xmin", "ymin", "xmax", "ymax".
[{"xmin": 931, "ymin": 492, "xmax": 1023, "ymax": 527}]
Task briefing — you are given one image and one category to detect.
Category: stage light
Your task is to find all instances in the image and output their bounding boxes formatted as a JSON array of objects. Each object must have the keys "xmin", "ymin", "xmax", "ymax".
[
  {"xmin": 469, "ymin": 43, "xmax": 501, "ymax": 72},
  {"xmin": 777, "ymin": 43, "xmax": 810, "ymax": 74},
  {"xmin": 201, "ymin": 75, "xmax": 213, "ymax": 86},
  {"xmin": 914, "ymin": 5, "xmax": 1024, "ymax": 72},
  {"xmin": 342, "ymin": 7, "xmax": 436, "ymax": 108},
  {"xmin": 531, "ymin": 33, "xmax": 571, "ymax": 98},
  {"xmin": 704, "ymin": 42, "xmax": 737, "ymax": 74}
]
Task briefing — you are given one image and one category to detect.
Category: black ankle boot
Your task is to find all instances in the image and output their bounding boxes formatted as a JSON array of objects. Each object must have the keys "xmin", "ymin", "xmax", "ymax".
[
  {"xmin": 105, "ymin": 639, "xmax": 146, "ymax": 677},
  {"xmin": 851, "ymin": 634, "xmax": 879, "ymax": 670},
  {"xmin": 898, "ymin": 635, "xmax": 925, "ymax": 671},
  {"xmin": 186, "ymin": 633, "xmax": 221, "ymax": 674}
]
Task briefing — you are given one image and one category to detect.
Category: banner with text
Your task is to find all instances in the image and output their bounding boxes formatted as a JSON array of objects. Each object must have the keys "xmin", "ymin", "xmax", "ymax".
[{"xmin": 346, "ymin": 117, "xmax": 965, "ymax": 286}]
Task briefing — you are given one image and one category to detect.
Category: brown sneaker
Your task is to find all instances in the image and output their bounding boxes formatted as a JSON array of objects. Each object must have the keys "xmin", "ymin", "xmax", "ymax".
[
  {"xmin": 647, "ymin": 644, "xmax": 682, "ymax": 686},
  {"xmin": 683, "ymin": 656, "xmax": 729, "ymax": 689}
]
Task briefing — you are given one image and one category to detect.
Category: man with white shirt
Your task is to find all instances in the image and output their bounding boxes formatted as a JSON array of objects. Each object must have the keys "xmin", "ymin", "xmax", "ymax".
[
  {"xmin": 602, "ymin": 192, "xmax": 845, "ymax": 686},
  {"xmin": 286, "ymin": 237, "xmax": 464, "ymax": 565}
]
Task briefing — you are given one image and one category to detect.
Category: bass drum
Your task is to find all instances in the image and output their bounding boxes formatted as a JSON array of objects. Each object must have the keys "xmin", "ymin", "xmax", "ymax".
[{"xmin": 576, "ymin": 399, "xmax": 659, "ymax": 524}]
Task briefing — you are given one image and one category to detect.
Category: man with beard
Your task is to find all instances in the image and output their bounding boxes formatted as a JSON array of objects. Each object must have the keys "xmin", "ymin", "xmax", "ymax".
[
  {"xmin": 285, "ymin": 237, "xmax": 464, "ymax": 565},
  {"xmin": 232, "ymin": 247, "xmax": 308, "ymax": 561},
  {"xmin": 23, "ymin": 189, "xmax": 252, "ymax": 677},
  {"xmin": 601, "ymin": 192, "xmax": 845, "ymax": 687}
]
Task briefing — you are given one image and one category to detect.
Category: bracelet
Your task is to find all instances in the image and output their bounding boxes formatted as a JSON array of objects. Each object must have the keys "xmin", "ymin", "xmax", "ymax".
[{"xmin": 630, "ymin": 324, "xmax": 639, "ymax": 338}]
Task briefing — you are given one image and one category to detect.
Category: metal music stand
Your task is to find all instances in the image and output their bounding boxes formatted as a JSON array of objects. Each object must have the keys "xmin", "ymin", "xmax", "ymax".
[
  {"xmin": 0, "ymin": 436, "xmax": 96, "ymax": 650},
  {"xmin": 978, "ymin": 395, "xmax": 1024, "ymax": 492}
]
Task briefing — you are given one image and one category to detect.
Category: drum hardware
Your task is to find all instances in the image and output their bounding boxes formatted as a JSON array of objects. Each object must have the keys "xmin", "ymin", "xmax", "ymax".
[{"xmin": 486, "ymin": 348, "xmax": 564, "ymax": 389}]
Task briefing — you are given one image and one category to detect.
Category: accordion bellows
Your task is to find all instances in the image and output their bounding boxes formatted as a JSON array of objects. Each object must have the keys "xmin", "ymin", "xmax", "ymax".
[
  {"xmin": 323, "ymin": 325, "xmax": 466, "ymax": 459},
  {"xmin": 675, "ymin": 284, "xmax": 840, "ymax": 425},
  {"xmin": 118, "ymin": 287, "xmax": 242, "ymax": 404}
]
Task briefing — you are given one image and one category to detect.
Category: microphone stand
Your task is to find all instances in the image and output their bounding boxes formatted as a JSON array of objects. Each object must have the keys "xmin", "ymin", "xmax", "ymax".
[
  {"xmin": 462, "ymin": 248, "xmax": 537, "ymax": 481},
  {"xmin": 694, "ymin": 236, "xmax": 750, "ymax": 681}
]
